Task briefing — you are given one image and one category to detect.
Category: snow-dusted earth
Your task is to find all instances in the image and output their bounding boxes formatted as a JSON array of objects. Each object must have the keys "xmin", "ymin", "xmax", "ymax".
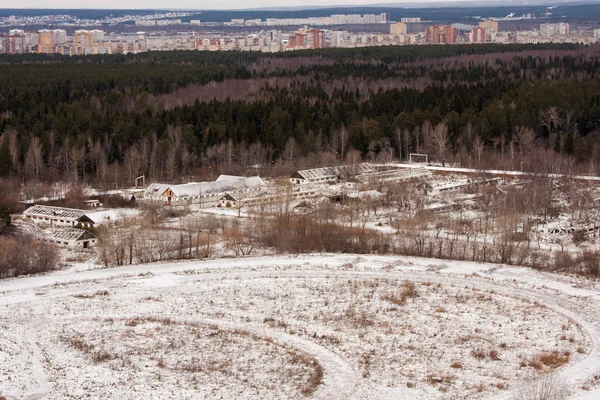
[{"xmin": 1, "ymin": 255, "xmax": 600, "ymax": 399}]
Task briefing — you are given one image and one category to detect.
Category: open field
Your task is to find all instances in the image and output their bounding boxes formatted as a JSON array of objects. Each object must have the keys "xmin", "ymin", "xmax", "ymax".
[{"xmin": 1, "ymin": 254, "xmax": 600, "ymax": 399}]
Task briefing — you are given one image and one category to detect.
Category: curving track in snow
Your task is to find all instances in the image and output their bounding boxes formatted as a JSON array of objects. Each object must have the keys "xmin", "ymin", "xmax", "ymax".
[{"xmin": 1, "ymin": 254, "xmax": 600, "ymax": 399}]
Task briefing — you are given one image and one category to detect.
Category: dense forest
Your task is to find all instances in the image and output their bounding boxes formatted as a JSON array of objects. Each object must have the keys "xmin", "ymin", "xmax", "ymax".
[
  {"xmin": 1, "ymin": 43, "xmax": 600, "ymax": 187},
  {"xmin": 3, "ymin": 4, "xmax": 600, "ymax": 22}
]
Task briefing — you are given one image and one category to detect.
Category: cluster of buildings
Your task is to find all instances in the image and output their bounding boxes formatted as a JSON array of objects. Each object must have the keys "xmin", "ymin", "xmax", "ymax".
[
  {"xmin": 1, "ymin": 19, "xmax": 598, "ymax": 55},
  {"xmin": 196, "ymin": 29, "xmax": 324, "ymax": 52},
  {"xmin": 1, "ymin": 29, "xmax": 160, "ymax": 55},
  {"xmin": 142, "ymin": 163, "xmax": 438, "ymax": 210},
  {"xmin": 193, "ymin": 20, "xmax": 595, "ymax": 52},
  {"xmin": 1, "ymin": 28, "xmax": 116, "ymax": 55},
  {"xmin": 219, "ymin": 13, "xmax": 388, "ymax": 27},
  {"xmin": 21, "ymin": 204, "xmax": 120, "ymax": 248},
  {"xmin": 0, "ymin": 11, "xmax": 193, "ymax": 28}
]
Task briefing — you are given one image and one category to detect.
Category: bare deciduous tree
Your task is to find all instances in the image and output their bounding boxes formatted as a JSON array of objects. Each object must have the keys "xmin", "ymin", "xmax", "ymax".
[
  {"xmin": 515, "ymin": 126, "xmax": 536, "ymax": 155},
  {"xmin": 24, "ymin": 136, "xmax": 44, "ymax": 181},
  {"xmin": 431, "ymin": 122, "xmax": 449, "ymax": 166}
]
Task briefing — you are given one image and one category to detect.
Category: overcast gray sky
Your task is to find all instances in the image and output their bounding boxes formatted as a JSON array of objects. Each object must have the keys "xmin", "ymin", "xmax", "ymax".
[{"xmin": 11, "ymin": 0, "xmax": 464, "ymax": 10}]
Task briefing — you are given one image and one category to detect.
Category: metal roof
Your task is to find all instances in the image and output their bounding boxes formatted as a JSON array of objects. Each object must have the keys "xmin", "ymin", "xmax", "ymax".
[
  {"xmin": 82, "ymin": 210, "xmax": 120, "ymax": 224},
  {"xmin": 355, "ymin": 167, "xmax": 432, "ymax": 184},
  {"xmin": 295, "ymin": 167, "xmax": 338, "ymax": 180},
  {"xmin": 216, "ymin": 175, "xmax": 245, "ymax": 182},
  {"xmin": 294, "ymin": 163, "xmax": 375, "ymax": 181},
  {"xmin": 24, "ymin": 205, "xmax": 88, "ymax": 220},
  {"xmin": 144, "ymin": 183, "xmax": 171, "ymax": 198},
  {"xmin": 162, "ymin": 176, "xmax": 266, "ymax": 199},
  {"xmin": 223, "ymin": 183, "xmax": 327, "ymax": 202},
  {"xmin": 43, "ymin": 227, "xmax": 96, "ymax": 242}
]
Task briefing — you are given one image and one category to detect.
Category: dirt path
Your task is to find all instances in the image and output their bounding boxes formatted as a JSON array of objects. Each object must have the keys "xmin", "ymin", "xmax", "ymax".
[
  {"xmin": 1, "ymin": 254, "xmax": 600, "ymax": 399},
  {"xmin": 22, "ymin": 316, "xmax": 50, "ymax": 400}
]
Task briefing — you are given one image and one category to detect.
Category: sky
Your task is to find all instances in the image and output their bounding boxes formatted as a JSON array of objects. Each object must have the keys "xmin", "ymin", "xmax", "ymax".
[{"xmin": 9, "ymin": 0, "xmax": 487, "ymax": 11}]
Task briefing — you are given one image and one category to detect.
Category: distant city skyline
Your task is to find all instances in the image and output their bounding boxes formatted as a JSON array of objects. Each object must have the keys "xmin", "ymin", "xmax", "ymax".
[{"xmin": 2, "ymin": 0, "xmax": 589, "ymax": 11}]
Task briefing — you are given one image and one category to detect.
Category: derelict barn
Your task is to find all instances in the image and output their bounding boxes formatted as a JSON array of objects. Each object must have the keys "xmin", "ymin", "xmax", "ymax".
[
  {"xmin": 24, "ymin": 205, "xmax": 118, "ymax": 228},
  {"xmin": 290, "ymin": 163, "xmax": 375, "ymax": 185},
  {"xmin": 24, "ymin": 205, "xmax": 88, "ymax": 227},
  {"xmin": 219, "ymin": 183, "xmax": 326, "ymax": 208},
  {"xmin": 354, "ymin": 167, "xmax": 433, "ymax": 186},
  {"xmin": 41, "ymin": 227, "xmax": 98, "ymax": 249},
  {"xmin": 144, "ymin": 176, "xmax": 267, "ymax": 207}
]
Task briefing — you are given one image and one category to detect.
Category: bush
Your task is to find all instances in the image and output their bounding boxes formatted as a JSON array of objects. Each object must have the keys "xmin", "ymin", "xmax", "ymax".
[
  {"xmin": 261, "ymin": 215, "xmax": 390, "ymax": 255},
  {"xmin": 513, "ymin": 374, "xmax": 568, "ymax": 400},
  {"xmin": 553, "ymin": 252, "xmax": 574, "ymax": 272},
  {"xmin": 572, "ymin": 230, "xmax": 586, "ymax": 246},
  {"xmin": 580, "ymin": 251, "xmax": 600, "ymax": 277},
  {"xmin": 0, "ymin": 234, "xmax": 60, "ymax": 279}
]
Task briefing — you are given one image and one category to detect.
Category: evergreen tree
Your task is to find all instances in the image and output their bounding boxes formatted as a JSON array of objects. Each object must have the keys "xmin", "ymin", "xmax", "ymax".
[
  {"xmin": 0, "ymin": 137, "xmax": 12, "ymax": 178},
  {"xmin": 564, "ymin": 131, "xmax": 574, "ymax": 155}
]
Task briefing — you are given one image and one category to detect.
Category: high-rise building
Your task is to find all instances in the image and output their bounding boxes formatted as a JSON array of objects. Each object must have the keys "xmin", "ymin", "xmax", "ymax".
[
  {"xmin": 425, "ymin": 25, "xmax": 458, "ymax": 44},
  {"xmin": 540, "ymin": 23, "xmax": 569, "ymax": 37},
  {"xmin": 266, "ymin": 30, "xmax": 281, "ymax": 47},
  {"xmin": 38, "ymin": 30, "xmax": 54, "ymax": 53},
  {"xmin": 331, "ymin": 14, "xmax": 348, "ymax": 25},
  {"xmin": 390, "ymin": 22, "xmax": 407, "ymax": 36},
  {"xmin": 347, "ymin": 14, "xmax": 362, "ymax": 24},
  {"xmin": 471, "ymin": 27, "xmax": 486, "ymax": 43},
  {"xmin": 310, "ymin": 29, "xmax": 325, "ymax": 49},
  {"xmin": 331, "ymin": 30, "xmax": 348, "ymax": 48},
  {"xmin": 74, "ymin": 30, "xmax": 95, "ymax": 48},
  {"xmin": 401, "ymin": 17, "xmax": 421, "ymax": 23},
  {"xmin": 479, "ymin": 20, "xmax": 499, "ymax": 33},
  {"xmin": 53, "ymin": 29, "xmax": 67, "ymax": 45},
  {"xmin": 91, "ymin": 29, "xmax": 105, "ymax": 42},
  {"xmin": 1, "ymin": 33, "xmax": 26, "ymax": 54},
  {"xmin": 288, "ymin": 28, "xmax": 308, "ymax": 49}
]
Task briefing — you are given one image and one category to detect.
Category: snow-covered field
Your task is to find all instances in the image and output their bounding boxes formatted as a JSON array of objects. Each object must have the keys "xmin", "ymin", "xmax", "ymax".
[{"xmin": 2, "ymin": 254, "xmax": 600, "ymax": 399}]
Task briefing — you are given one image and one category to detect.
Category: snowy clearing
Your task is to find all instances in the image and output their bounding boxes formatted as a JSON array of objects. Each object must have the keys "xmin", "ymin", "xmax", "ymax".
[{"xmin": 1, "ymin": 254, "xmax": 600, "ymax": 399}]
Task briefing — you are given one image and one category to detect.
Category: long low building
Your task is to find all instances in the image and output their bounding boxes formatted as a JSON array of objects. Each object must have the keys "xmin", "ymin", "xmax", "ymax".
[
  {"xmin": 354, "ymin": 167, "xmax": 432, "ymax": 185},
  {"xmin": 41, "ymin": 227, "xmax": 98, "ymax": 248},
  {"xmin": 219, "ymin": 183, "xmax": 327, "ymax": 208},
  {"xmin": 24, "ymin": 205, "xmax": 119, "ymax": 228},
  {"xmin": 24, "ymin": 205, "xmax": 87, "ymax": 227},
  {"xmin": 145, "ymin": 176, "xmax": 267, "ymax": 206},
  {"xmin": 290, "ymin": 163, "xmax": 375, "ymax": 185}
]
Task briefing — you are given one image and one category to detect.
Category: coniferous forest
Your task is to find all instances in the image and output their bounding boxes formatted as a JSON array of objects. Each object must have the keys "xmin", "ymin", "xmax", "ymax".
[{"xmin": 1, "ymin": 43, "xmax": 600, "ymax": 186}]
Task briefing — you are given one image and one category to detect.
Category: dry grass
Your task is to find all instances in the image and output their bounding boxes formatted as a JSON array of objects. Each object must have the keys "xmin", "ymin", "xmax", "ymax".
[
  {"xmin": 124, "ymin": 316, "xmax": 175, "ymax": 327},
  {"xmin": 472, "ymin": 349, "xmax": 487, "ymax": 360},
  {"xmin": 289, "ymin": 351, "xmax": 323, "ymax": 396},
  {"xmin": 71, "ymin": 290, "xmax": 110, "ymax": 299},
  {"xmin": 65, "ymin": 336, "xmax": 114, "ymax": 364},
  {"xmin": 263, "ymin": 317, "xmax": 288, "ymax": 329},
  {"xmin": 382, "ymin": 281, "xmax": 419, "ymax": 306},
  {"xmin": 427, "ymin": 374, "xmax": 456, "ymax": 385},
  {"xmin": 529, "ymin": 351, "xmax": 571, "ymax": 370}
]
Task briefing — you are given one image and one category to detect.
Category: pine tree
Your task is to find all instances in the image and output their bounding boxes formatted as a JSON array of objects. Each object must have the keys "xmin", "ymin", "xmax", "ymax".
[
  {"xmin": 564, "ymin": 131, "xmax": 574, "ymax": 155},
  {"xmin": 0, "ymin": 137, "xmax": 12, "ymax": 177},
  {"xmin": 554, "ymin": 133, "xmax": 562, "ymax": 154}
]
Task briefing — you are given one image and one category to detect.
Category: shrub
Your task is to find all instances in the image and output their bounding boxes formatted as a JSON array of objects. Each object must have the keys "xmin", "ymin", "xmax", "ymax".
[
  {"xmin": 580, "ymin": 251, "xmax": 600, "ymax": 277},
  {"xmin": 513, "ymin": 374, "xmax": 569, "ymax": 400},
  {"xmin": 553, "ymin": 252, "xmax": 574, "ymax": 272},
  {"xmin": 0, "ymin": 234, "xmax": 59, "ymax": 279},
  {"xmin": 536, "ymin": 351, "xmax": 570, "ymax": 369},
  {"xmin": 528, "ymin": 351, "xmax": 570, "ymax": 371}
]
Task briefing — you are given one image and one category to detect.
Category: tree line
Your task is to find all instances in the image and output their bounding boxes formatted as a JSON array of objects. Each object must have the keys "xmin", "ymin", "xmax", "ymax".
[{"xmin": 1, "ymin": 43, "xmax": 600, "ymax": 186}]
